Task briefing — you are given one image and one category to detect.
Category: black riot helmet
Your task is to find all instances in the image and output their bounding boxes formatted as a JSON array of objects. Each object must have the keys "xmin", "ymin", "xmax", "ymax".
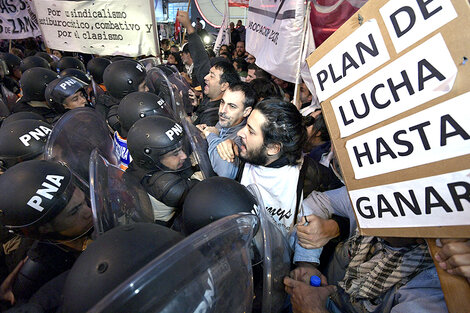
[
  {"xmin": 1, "ymin": 112, "xmax": 47, "ymax": 128},
  {"xmin": 34, "ymin": 51, "xmax": 54, "ymax": 64},
  {"xmin": 56, "ymin": 56, "xmax": 86, "ymax": 73},
  {"xmin": 60, "ymin": 68, "xmax": 91, "ymax": 84},
  {"xmin": 117, "ymin": 92, "xmax": 171, "ymax": 137},
  {"xmin": 103, "ymin": 59, "xmax": 147, "ymax": 100},
  {"xmin": 19, "ymin": 56, "xmax": 51, "ymax": 73},
  {"xmin": 45, "ymin": 76, "xmax": 88, "ymax": 113},
  {"xmin": 62, "ymin": 223, "xmax": 183, "ymax": 313},
  {"xmin": 0, "ymin": 120, "xmax": 52, "ymax": 171},
  {"xmin": 20, "ymin": 68, "xmax": 59, "ymax": 102},
  {"xmin": 182, "ymin": 177, "xmax": 258, "ymax": 234},
  {"xmin": 0, "ymin": 160, "xmax": 84, "ymax": 240},
  {"xmin": 127, "ymin": 115, "xmax": 187, "ymax": 172},
  {"xmin": 87, "ymin": 57, "xmax": 111, "ymax": 84},
  {"xmin": 0, "ymin": 53, "xmax": 21, "ymax": 74}
]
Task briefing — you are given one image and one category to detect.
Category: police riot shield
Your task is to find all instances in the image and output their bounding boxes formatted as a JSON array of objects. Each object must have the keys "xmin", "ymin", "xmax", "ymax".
[
  {"xmin": 180, "ymin": 117, "xmax": 216, "ymax": 179},
  {"xmin": 139, "ymin": 57, "xmax": 161, "ymax": 71},
  {"xmin": 89, "ymin": 149, "xmax": 154, "ymax": 237},
  {"xmin": 0, "ymin": 98, "xmax": 9, "ymax": 117},
  {"xmin": 1, "ymin": 84, "xmax": 18, "ymax": 111},
  {"xmin": 90, "ymin": 213, "xmax": 258, "ymax": 313},
  {"xmin": 145, "ymin": 67, "xmax": 178, "ymax": 120},
  {"xmin": 90, "ymin": 79, "xmax": 105, "ymax": 107},
  {"xmin": 158, "ymin": 64, "xmax": 192, "ymax": 117},
  {"xmin": 247, "ymin": 184, "xmax": 291, "ymax": 313},
  {"xmin": 45, "ymin": 107, "xmax": 118, "ymax": 188}
]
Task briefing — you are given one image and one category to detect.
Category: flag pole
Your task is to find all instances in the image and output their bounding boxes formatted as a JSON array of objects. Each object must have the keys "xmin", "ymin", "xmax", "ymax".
[{"xmin": 292, "ymin": 1, "xmax": 311, "ymax": 110}]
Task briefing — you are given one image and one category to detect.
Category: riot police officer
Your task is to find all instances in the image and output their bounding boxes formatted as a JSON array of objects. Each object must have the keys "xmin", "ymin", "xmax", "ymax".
[
  {"xmin": 19, "ymin": 56, "xmax": 50, "ymax": 73},
  {"xmin": 11, "ymin": 68, "xmax": 59, "ymax": 122},
  {"xmin": 0, "ymin": 160, "xmax": 94, "ymax": 301},
  {"xmin": 45, "ymin": 75, "xmax": 89, "ymax": 114},
  {"xmin": 126, "ymin": 115, "xmax": 197, "ymax": 224},
  {"xmin": 61, "ymin": 223, "xmax": 183, "ymax": 313},
  {"xmin": 0, "ymin": 119, "xmax": 52, "ymax": 172},
  {"xmin": 114, "ymin": 91, "xmax": 172, "ymax": 170},
  {"xmin": 95, "ymin": 59, "xmax": 147, "ymax": 131}
]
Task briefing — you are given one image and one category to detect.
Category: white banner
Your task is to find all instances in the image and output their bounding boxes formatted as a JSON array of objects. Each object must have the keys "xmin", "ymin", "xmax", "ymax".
[
  {"xmin": 0, "ymin": 1, "xmax": 41, "ymax": 39},
  {"xmin": 349, "ymin": 169, "xmax": 470, "ymax": 229},
  {"xmin": 31, "ymin": 0, "xmax": 158, "ymax": 57},
  {"xmin": 346, "ymin": 91, "xmax": 470, "ymax": 179},
  {"xmin": 214, "ymin": 4, "xmax": 230, "ymax": 54},
  {"xmin": 246, "ymin": 0, "xmax": 306, "ymax": 83}
]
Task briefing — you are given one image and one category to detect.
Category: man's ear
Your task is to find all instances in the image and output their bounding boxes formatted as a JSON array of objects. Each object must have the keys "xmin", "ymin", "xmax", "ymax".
[
  {"xmin": 220, "ymin": 81, "xmax": 229, "ymax": 92},
  {"xmin": 242, "ymin": 106, "xmax": 252, "ymax": 118},
  {"xmin": 266, "ymin": 143, "xmax": 281, "ymax": 156}
]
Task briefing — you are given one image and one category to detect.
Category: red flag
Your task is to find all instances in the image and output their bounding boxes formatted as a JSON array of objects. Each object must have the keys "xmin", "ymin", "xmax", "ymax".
[
  {"xmin": 175, "ymin": 10, "xmax": 181, "ymax": 40},
  {"xmin": 310, "ymin": 0, "xmax": 368, "ymax": 47},
  {"xmin": 229, "ymin": 0, "xmax": 249, "ymax": 8}
]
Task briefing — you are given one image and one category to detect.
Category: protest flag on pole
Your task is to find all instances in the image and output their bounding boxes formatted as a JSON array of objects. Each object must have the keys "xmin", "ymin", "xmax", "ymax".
[{"xmin": 175, "ymin": 9, "xmax": 181, "ymax": 42}]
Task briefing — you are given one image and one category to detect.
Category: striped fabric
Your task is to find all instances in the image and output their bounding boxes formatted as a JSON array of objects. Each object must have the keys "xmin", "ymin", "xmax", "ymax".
[{"xmin": 339, "ymin": 232, "xmax": 433, "ymax": 300}]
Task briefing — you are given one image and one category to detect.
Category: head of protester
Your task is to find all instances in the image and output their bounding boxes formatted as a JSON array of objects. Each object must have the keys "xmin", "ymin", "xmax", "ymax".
[
  {"xmin": 203, "ymin": 61, "xmax": 240, "ymax": 101},
  {"xmin": 56, "ymin": 56, "xmax": 86, "ymax": 73},
  {"xmin": 61, "ymin": 223, "xmax": 183, "ymax": 313},
  {"xmin": 218, "ymin": 82, "xmax": 256, "ymax": 129},
  {"xmin": 249, "ymin": 78, "xmax": 281, "ymax": 101},
  {"xmin": 103, "ymin": 59, "xmax": 147, "ymax": 100},
  {"xmin": 182, "ymin": 176, "xmax": 257, "ymax": 234},
  {"xmin": 0, "ymin": 160, "xmax": 93, "ymax": 245},
  {"xmin": 181, "ymin": 44, "xmax": 193, "ymax": 66},
  {"xmin": 167, "ymin": 52, "xmax": 184, "ymax": 73},
  {"xmin": 235, "ymin": 41, "xmax": 246, "ymax": 58},
  {"xmin": 117, "ymin": 92, "xmax": 172, "ymax": 138},
  {"xmin": 127, "ymin": 115, "xmax": 189, "ymax": 172},
  {"xmin": 19, "ymin": 56, "xmax": 50, "ymax": 73},
  {"xmin": 45, "ymin": 76, "xmax": 89, "ymax": 113},
  {"xmin": 0, "ymin": 119, "xmax": 52, "ymax": 172},
  {"xmin": 237, "ymin": 98, "xmax": 306, "ymax": 166},
  {"xmin": 87, "ymin": 57, "xmax": 111, "ymax": 85},
  {"xmin": 246, "ymin": 63, "xmax": 270, "ymax": 83}
]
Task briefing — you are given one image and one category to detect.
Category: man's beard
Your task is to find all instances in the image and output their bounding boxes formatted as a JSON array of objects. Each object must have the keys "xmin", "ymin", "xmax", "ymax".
[{"xmin": 239, "ymin": 143, "xmax": 268, "ymax": 166}]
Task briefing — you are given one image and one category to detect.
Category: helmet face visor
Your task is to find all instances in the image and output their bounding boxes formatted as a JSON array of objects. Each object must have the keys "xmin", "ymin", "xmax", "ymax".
[{"xmin": 150, "ymin": 138, "xmax": 192, "ymax": 173}]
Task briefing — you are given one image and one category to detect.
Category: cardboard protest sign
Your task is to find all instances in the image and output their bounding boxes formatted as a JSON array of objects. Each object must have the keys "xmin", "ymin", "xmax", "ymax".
[
  {"xmin": 307, "ymin": 0, "xmax": 470, "ymax": 238},
  {"xmin": 31, "ymin": 0, "xmax": 158, "ymax": 57},
  {"xmin": 0, "ymin": 1, "xmax": 41, "ymax": 39}
]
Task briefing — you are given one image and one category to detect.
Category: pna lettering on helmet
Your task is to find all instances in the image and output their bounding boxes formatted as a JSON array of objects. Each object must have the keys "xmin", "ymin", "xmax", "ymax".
[
  {"xmin": 59, "ymin": 79, "xmax": 78, "ymax": 90},
  {"xmin": 19, "ymin": 126, "xmax": 52, "ymax": 147},
  {"xmin": 165, "ymin": 123, "xmax": 183, "ymax": 141},
  {"xmin": 27, "ymin": 175, "xmax": 65, "ymax": 212}
]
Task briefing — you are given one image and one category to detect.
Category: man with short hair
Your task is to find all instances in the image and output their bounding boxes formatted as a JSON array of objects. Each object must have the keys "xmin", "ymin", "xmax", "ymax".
[
  {"xmin": 181, "ymin": 44, "xmax": 194, "ymax": 84},
  {"xmin": 177, "ymin": 11, "xmax": 241, "ymax": 126},
  {"xmin": 246, "ymin": 63, "xmax": 270, "ymax": 82},
  {"xmin": 235, "ymin": 41, "xmax": 247, "ymax": 58},
  {"xmin": 194, "ymin": 61, "xmax": 240, "ymax": 126},
  {"xmin": 198, "ymin": 82, "xmax": 256, "ymax": 178}
]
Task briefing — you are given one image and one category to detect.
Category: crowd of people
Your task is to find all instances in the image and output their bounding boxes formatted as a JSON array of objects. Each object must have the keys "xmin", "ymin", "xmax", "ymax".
[{"xmin": 0, "ymin": 12, "xmax": 468, "ymax": 313}]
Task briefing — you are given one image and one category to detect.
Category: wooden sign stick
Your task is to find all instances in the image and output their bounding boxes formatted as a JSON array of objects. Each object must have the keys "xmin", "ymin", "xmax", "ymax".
[{"xmin": 427, "ymin": 239, "xmax": 470, "ymax": 313}]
